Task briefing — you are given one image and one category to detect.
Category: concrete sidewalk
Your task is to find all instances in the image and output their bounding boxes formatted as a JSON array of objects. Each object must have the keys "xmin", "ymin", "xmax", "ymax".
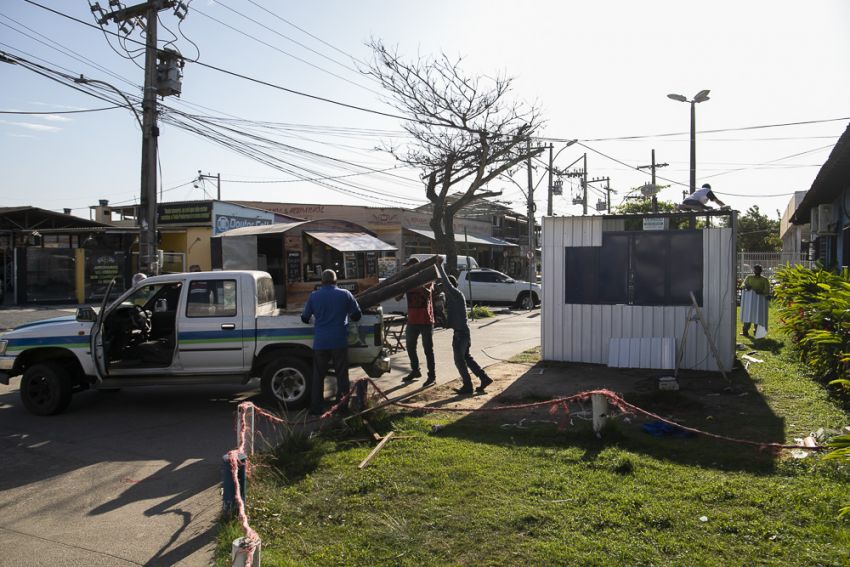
[{"xmin": 0, "ymin": 308, "xmax": 540, "ymax": 566}]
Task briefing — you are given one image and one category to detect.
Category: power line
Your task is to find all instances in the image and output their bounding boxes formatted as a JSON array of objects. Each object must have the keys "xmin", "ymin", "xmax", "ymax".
[
  {"xmin": 19, "ymin": 0, "xmax": 485, "ymax": 131},
  {"xmin": 190, "ymin": 4, "xmax": 384, "ymax": 97},
  {"xmin": 539, "ymin": 116, "xmax": 850, "ymax": 143},
  {"xmin": 0, "ymin": 105, "xmax": 121, "ymax": 114},
  {"xmin": 245, "ymin": 0, "xmax": 369, "ymax": 68}
]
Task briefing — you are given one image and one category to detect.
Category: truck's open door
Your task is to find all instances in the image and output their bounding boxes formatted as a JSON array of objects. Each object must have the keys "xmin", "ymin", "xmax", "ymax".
[{"xmin": 90, "ymin": 279, "xmax": 116, "ymax": 384}]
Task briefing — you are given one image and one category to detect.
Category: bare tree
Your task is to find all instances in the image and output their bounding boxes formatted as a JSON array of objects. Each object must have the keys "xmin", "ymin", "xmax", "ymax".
[{"xmin": 365, "ymin": 39, "xmax": 544, "ymax": 274}]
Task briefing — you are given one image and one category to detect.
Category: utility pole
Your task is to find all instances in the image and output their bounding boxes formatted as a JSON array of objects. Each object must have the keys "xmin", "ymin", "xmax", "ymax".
[
  {"xmin": 582, "ymin": 153, "xmax": 588, "ymax": 215},
  {"xmin": 637, "ymin": 149, "xmax": 669, "ymax": 212},
  {"xmin": 526, "ymin": 138, "xmax": 535, "ymax": 285},
  {"xmin": 99, "ymin": 0, "xmax": 181, "ymax": 275},
  {"xmin": 547, "ymin": 144, "xmax": 554, "ymax": 217},
  {"xmin": 587, "ymin": 176, "xmax": 611, "ymax": 212},
  {"xmin": 197, "ymin": 171, "xmax": 221, "ymax": 200}
]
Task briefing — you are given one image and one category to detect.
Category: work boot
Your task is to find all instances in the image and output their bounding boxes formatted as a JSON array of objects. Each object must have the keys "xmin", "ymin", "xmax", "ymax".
[
  {"xmin": 476, "ymin": 376, "xmax": 493, "ymax": 393},
  {"xmin": 453, "ymin": 386, "xmax": 474, "ymax": 396},
  {"xmin": 402, "ymin": 369, "xmax": 421, "ymax": 383},
  {"xmin": 422, "ymin": 375, "xmax": 436, "ymax": 387}
]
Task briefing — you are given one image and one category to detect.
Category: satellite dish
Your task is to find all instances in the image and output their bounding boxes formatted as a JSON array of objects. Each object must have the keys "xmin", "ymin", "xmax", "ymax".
[{"xmin": 640, "ymin": 183, "xmax": 661, "ymax": 196}]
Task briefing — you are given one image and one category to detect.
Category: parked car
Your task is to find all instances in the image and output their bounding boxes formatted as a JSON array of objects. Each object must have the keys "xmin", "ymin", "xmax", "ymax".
[
  {"xmin": 408, "ymin": 254, "xmax": 479, "ymax": 271},
  {"xmin": 0, "ymin": 270, "xmax": 390, "ymax": 415},
  {"xmin": 457, "ymin": 268, "xmax": 541, "ymax": 309}
]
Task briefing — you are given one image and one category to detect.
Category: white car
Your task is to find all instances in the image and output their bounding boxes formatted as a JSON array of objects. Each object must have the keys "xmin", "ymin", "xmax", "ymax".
[{"xmin": 457, "ymin": 269, "xmax": 541, "ymax": 309}]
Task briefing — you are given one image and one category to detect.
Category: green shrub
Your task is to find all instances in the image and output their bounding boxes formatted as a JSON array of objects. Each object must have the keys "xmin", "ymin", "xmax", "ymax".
[
  {"xmin": 468, "ymin": 304, "xmax": 494, "ymax": 318},
  {"xmin": 773, "ymin": 264, "xmax": 850, "ymax": 383}
]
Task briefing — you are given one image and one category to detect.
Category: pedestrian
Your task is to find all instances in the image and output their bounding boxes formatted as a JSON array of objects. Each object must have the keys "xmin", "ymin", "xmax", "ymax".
[
  {"xmin": 301, "ymin": 269, "xmax": 362, "ymax": 415},
  {"xmin": 397, "ymin": 258, "xmax": 436, "ymax": 386},
  {"xmin": 436, "ymin": 262, "xmax": 493, "ymax": 395},
  {"xmin": 679, "ymin": 183, "xmax": 729, "ymax": 211},
  {"xmin": 740, "ymin": 264, "xmax": 770, "ymax": 337}
]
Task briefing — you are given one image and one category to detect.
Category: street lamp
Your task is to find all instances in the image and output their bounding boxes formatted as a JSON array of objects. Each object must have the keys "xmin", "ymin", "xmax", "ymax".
[{"xmin": 667, "ymin": 89, "xmax": 710, "ymax": 194}]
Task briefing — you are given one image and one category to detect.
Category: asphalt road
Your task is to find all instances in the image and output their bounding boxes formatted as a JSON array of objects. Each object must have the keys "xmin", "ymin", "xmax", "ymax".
[{"xmin": 0, "ymin": 306, "xmax": 541, "ymax": 566}]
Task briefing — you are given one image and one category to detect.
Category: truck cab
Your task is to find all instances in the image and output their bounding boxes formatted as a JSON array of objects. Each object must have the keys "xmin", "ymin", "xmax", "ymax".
[{"xmin": 0, "ymin": 271, "xmax": 389, "ymax": 415}]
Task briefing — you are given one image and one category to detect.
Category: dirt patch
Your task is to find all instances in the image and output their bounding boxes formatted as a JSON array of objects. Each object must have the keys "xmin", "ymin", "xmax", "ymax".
[{"xmin": 392, "ymin": 360, "xmax": 771, "ymax": 438}]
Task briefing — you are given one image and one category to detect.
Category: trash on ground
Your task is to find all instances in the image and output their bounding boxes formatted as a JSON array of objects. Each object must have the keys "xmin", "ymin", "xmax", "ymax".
[{"xmin": 641, "ymin": 420, "xmax": 694, "ymax": 438}]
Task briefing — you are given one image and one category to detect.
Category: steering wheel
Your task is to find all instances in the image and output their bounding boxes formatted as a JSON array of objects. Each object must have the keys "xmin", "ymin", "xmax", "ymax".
[{"xmin": 129, "ymin": 305, "xmax": 152, "ymax": 335}]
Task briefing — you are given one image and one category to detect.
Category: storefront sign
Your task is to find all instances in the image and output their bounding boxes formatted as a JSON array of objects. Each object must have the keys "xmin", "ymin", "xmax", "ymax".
[
  {"xmin": 286, "ymin": 251, "xmax": 301, "ymax": 282},
  {"xmin": 642, "ymin": 217, "xmax": 669, "ymax": 231},
  {"xmin": 214, "ymin": 214, "xmax": 273, "ymax": 235},
  {"xmin": 158, "ymin": 202, "xmax": 212, "ymax": 224},
  {"xmin": 86, "ymin": 251, "xmax": 123, "ymax": 299},
  {"xmin": 378, "ymin": 257, "xmax": 397, "ymax": 278},
  {"xmin": 365, "ymin": 252, "xmax": 377, "ymax": 277}
]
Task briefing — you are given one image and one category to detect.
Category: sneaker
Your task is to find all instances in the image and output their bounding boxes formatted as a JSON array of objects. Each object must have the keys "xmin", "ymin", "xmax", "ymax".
[
  {"xmin": 476, "ymin": 376, "xmax": 493, "ymax": 393},
  {"xmin": 422, "ymin": 377, "xmax": 436, "ymax": 387},
  {"xmin": 402, "ymin": 370, "xmax": 422, "ymax": 383},
  {"xmin": 453, "ymin": 387, "xmax": 474, "ymax": 396}
]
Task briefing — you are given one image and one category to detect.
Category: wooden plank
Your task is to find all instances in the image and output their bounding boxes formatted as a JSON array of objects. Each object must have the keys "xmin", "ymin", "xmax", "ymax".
[{"xmin": 358, "ymin": 431, "xmax": 395, "ymax": 469}]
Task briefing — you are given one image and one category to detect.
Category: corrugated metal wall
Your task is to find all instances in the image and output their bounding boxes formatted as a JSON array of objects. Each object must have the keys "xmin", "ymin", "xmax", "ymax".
[{"xmin": 541, "ymin": 216, "xmax": 735, "ymax": 372}]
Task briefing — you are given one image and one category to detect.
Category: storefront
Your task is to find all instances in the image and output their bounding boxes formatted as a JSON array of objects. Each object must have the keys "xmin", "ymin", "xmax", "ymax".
[
  {"xmin": 232, "ymin": 201, "xmax": 523, "ymax": 273},
  {"xmin": 213, "ymin": 219, "xmax": 396, "ymax": 310},
  {"xmin": 0, "ymin": 206, "xmax": 141, "ymax": 305},
  {"xmin": 90, "ymin": 199, "xmax": 299, "ymax": 273}
]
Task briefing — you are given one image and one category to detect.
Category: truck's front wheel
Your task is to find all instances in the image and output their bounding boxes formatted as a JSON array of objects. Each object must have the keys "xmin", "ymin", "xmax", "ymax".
[
  {"xmin": 20, "ymin": 363, "xmax": 73, "ymax": 416},
  {"xmin": 261, "ymin": 357, "xmax": 312, "ymax": 410}
]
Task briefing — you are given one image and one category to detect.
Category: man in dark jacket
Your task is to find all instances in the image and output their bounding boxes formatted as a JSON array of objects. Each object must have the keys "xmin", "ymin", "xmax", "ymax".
[
  {"xmin": 436, "ymin": 263, "xmax": 492, "ymax": 395},
  {"xmin": 302, "ymin": 269, "xmax": 362, "ymax": 414}
]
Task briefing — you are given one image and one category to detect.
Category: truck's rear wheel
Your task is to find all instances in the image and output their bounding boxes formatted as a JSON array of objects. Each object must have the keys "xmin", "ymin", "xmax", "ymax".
[
  {"xmin": 20, "ymin": 363, "xmax": 73, "ymax": 416},
  {"xmin": 261, "ymin": 357, "xmax": 312, "ymax": 410}
]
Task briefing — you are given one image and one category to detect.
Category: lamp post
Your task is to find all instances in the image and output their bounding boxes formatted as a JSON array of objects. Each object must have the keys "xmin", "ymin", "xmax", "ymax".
[{"xmin": 667, "ymin": 89, "xmax": 710, "ymax": 194}]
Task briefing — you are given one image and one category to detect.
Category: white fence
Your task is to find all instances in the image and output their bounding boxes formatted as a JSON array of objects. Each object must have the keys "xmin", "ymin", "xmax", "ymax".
[{"xmin": 737, "ymin": 252, "xmax": 810, "ymax": 278}]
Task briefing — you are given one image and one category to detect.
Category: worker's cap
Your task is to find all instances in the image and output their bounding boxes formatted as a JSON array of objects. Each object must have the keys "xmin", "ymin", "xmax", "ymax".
[
  {"xmin": 701, "ymin": 183, "xmax": 712, "ymax": 190},
  {"xmin": 403, "ymin": 257, "xmax": 420, "ymax": 267}
]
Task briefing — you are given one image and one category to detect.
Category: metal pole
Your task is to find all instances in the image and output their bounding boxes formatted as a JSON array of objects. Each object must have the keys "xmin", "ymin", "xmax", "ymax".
[
  {"xmin": 651, "ymin": 149, "xmax": 658, "ymax": 212},
  {"xmin": 217, "ymin": 173, "xmax": 221, "ymax": 201},
  {"xmin": 605, "ymin": 179, "xmax": 611, "ymax": 212},
  {"xmin": 689, "ymin": 101, "xmax": 696, "ymax": 194},
  {"xmin": 547, "ymin": 143, "xmax": 554, "ymax": 217},
  {"xmin": 582, "ymin": 153, "xmax": 588, "ymax": 215},
  {"xmin": 139, "ymin": 1, "xmax": 159, "ymax": 274},
  {"xmin": 526, "ymin": 139, "xmax": 535, "ymax": 285}
]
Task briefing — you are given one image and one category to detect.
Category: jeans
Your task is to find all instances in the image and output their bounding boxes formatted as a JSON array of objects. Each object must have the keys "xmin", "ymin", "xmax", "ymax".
[
  {"xmin": 311, "ymin": 347, "xmax": 349, "ymax": 415},
  {"xmin": 406, "ymin": 323, "xmax": 435, "ymax": 378},
  {"xmin": 451, "ymin": 327, "xmax": 489, "ymax": 389}
]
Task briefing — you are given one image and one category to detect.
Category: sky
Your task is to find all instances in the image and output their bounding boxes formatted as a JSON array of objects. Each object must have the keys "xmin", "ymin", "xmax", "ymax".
[{"xmin": 1, "ymin": 0, "xmax": 849, "ymax": 223}]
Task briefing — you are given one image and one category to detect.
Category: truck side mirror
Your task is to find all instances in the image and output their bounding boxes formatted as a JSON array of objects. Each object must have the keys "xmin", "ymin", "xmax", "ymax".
[{"xmin": 76, "ymin": 306, "xmax": 97, "ymax": 322}]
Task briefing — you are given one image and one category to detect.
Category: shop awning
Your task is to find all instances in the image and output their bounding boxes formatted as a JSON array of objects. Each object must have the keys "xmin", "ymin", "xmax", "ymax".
[
  {"xmin": 405, "ymin": 227, "xmax": 518, "ymax": 247},
  {"xmin": 218, "ymin": 221, "xmax": 307, "ymax": 236},
  {"xmin": 305, "ymin": 231, "xmax": 396, "ymax": 252}
]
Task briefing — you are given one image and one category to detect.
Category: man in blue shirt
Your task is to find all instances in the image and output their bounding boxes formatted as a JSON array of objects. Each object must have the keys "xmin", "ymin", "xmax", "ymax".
[{"xmin": 301, "ymin": 269, "xmax": 362, "ymax": 415}]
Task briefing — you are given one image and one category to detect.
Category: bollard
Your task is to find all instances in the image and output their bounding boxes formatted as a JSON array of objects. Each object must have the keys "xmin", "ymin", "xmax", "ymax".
[
  {"xmin": 221, "ymin": 452, "xmax": 247, "ymax": 514},
  {"xmin": 231, "ymin": 537, "xmax": 261, "ymax": 567},
  {"xmin": 591, "ymin": 394, "xmax": 608, "ymax": 436}
]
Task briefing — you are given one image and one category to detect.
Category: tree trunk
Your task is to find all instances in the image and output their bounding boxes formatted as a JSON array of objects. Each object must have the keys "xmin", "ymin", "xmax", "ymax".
[{"xmin": 431, "ymin": 209, "xmax": 458, "ymax": 275}]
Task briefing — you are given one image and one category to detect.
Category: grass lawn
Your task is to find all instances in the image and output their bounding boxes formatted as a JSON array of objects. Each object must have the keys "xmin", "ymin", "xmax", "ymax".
[{"xmin": 217, "ymin": 311, "xmax": 850, "ymax": 566}]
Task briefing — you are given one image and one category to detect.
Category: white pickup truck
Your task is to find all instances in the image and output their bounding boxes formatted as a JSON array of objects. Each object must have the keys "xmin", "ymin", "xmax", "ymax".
[
  {"xmin": 0, "ymin": 270, "xmax": 390, "ymax": 415},
  {"xmin": 457, "ymin": 268, "xmax": 541, "ymax": 309}
]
